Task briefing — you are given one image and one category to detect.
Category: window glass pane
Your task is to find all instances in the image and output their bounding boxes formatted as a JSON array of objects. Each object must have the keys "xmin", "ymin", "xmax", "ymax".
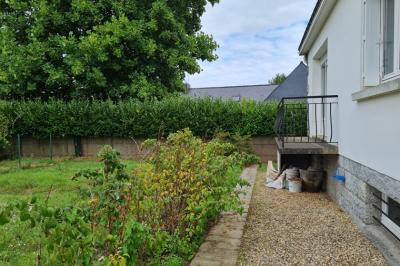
[
  {"xmin": 384, "ymin": 0, "xmax": 395, "ymax": 75},
  {"xmin": 388, "ymin": 198, "xmax": 400, "ymax": 227},
  {"xmin": 321, "ymin": 61, "xmax": 327, "ymax": 95},
  {"xmin": 231, "ymin": 96, "xmax": 241, "ymax": 101}
]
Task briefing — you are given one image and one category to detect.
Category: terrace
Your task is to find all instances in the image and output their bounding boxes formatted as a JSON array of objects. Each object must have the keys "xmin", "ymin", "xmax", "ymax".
[{"xmin": 274, "ymin": 95, "xmax": 339, "ymax": 155}]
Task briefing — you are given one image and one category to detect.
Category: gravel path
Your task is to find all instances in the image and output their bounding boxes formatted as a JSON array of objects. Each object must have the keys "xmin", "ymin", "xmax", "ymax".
[{"xmin": 237, "ymin": 170, "xmax": 387, "ymax": 266}]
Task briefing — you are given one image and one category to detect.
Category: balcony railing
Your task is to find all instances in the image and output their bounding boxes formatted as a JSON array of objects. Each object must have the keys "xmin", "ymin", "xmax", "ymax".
[{"xmin": 274, "ymin": 95, "xmax": 339, "ymax": 148}]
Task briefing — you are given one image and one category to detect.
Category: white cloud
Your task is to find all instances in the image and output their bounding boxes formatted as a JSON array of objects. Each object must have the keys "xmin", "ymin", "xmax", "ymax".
[{"xmin": 187, "ymin": 0, "xmax": 316, "ymax": 87}]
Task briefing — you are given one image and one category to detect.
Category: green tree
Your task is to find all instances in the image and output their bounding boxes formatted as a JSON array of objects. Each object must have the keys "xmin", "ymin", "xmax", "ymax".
[
  {"xmin": 268, "ymin": 73, "xmax": 287, "ymax": 85},
  {"xmin": 0, "ymin": 0, "xmax": 219, "ymax": 100}
]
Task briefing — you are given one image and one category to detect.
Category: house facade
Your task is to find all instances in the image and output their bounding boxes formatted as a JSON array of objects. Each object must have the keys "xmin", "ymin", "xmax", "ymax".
[{"xmin": 277, "ymin": 0, "xmax": 400, "ymax": 263}]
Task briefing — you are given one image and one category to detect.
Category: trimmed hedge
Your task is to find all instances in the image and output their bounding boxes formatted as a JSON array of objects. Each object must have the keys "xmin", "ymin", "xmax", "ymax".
[{"xmin": 0, "ymin": 97, "xmax": 278, "ymax": 139}]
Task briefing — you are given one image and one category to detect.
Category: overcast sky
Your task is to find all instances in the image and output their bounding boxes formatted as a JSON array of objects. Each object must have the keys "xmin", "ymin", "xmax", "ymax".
[{"xmin": 187, "ymin": 0, "xmax": 316, "ymax": 88}]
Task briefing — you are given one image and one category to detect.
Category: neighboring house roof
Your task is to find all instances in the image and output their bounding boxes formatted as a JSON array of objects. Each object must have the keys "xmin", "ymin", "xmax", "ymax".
[
  {"xmin": 188, "ymin": 84, "xmax": 278, "ymax": 102},
  {"xmin": 299, "ymin": 0, "xmax": 337, "ymax": 55},
  {"xmin": 266, "ymin": 62, "xmax": 308, "ymax": 101}
]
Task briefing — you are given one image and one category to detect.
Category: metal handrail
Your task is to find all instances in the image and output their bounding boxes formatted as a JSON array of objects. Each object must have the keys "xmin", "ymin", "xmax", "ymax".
[
  {"xmin": 279, "ymin": 95, "xmax": 339, "ymax": 100},
  {"xmin": 274, "ymin": 95, "xmax": 339, "ymax": 148}
]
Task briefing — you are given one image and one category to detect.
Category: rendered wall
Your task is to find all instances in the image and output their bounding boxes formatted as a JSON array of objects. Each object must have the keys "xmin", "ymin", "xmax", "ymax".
[{"xmin": 307, "ymin": 0, "xmax": 400, "ymax": 181}]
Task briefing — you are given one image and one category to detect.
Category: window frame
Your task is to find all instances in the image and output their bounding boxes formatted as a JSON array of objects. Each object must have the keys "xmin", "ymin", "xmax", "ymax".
[
  {"xmin": 381, "ymin": 0, "xmax": 400, "ymax": 82},
  {"xmin": 320, "ymin": 58, "xmax": 328, "ymax": 141},
  {"xmin": 382, "ymin": 194, "xmax": 400, "ymax": 239},
  {"xmin": 321, "ymin": 58, "xmax": 328, "ymax": 96}
]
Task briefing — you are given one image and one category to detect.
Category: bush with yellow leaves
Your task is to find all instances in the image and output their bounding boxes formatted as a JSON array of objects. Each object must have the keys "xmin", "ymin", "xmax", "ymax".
[{"xmin": 133, "ymin": 129, "xmax": 249, "ymax": 262}]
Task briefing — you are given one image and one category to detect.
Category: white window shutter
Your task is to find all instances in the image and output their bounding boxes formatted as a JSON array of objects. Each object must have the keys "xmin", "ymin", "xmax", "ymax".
[{"xmin": 363, "ymin": 0, "xmax": 381, "ymax": 86}]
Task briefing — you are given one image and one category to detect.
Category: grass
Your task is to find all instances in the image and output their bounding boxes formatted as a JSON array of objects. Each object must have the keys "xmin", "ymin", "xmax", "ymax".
[
  {"xmin": 259, "ymin": 163, "xmax": 267, "ymax": 172},
  {"xmin": 0, "ymin": 157, "xmax": 138, "ymax": 266}
]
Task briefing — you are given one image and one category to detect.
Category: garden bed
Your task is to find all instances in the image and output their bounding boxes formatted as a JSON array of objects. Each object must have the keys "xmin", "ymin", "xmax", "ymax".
[{"xmin": 0, "ymin": 130, "xmax": 255, "ymax": 265}]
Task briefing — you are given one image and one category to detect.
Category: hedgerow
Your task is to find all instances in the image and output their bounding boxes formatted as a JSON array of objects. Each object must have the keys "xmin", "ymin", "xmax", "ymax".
[{"xmin": 0, "ymin": 97, "xmax": 278, "ymax": 139}]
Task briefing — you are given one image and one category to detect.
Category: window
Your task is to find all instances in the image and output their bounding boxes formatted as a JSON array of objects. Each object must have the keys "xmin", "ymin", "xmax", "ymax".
[
  {"xmin": 387, "ymin": 198, "xmax": 400, "ymax": 227},
  {"xmin": 363, "ymin": 0, "xmax": 400, "ymax": 86},
  {"xmin": 381, "ymin": 0, "xmax": 400, "ymax": 79},
  {"xmin": 382, "ymin": 195, "xmax": 400, "ymax": 239},
  {"xmin": 321, "ymin": 59, "xmax": 328, "ymax": 140},
  {"xmin": 383, "ymin": 0, "xmax": 396, "ymax": 75},
  {"xmin": 231, "ymin": 96, "xmax": 241, "ymax": 102},
  {"xmin": 321, "ymin": 59, "xmax": 328, "ymax": 96}
]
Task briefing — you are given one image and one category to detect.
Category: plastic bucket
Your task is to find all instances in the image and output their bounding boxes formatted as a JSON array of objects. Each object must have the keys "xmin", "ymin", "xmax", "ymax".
[
  {"xmin": 286, "ymin": 168, "xmax": 300, "ymax": 180},
  {"xmin": 288, "ymin": 179, "xmax": 302, "ymax": 193}
]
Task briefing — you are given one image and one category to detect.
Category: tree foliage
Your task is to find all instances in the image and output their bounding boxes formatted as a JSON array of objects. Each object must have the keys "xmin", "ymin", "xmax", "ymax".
[
  {"xmin": 0, "ymin": 113, "xmax": 8, "ymax": 149},
  {"xmin": 268, "ymin": 73, "xmax": 287, "ymax": 85},
  {"xmin": 0, "ymin": 0, "xmax": 219, "ymax": 100}
]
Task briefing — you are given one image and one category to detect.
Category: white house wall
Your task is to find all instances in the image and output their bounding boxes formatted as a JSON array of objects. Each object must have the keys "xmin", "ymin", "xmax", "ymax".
[{"xmin": 307, "ymin": 0, "xmax": 400, "ymax": 181}]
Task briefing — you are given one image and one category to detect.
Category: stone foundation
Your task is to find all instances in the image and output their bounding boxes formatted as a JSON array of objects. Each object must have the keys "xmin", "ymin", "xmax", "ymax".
[
  {"xmin": 324, "ymin": 155, "xmax": 400, "ymax": 225},
  {"xmin": 323, "ymin": 155, "xmax": 380, "ymax": 225},
  {"xmin": 322, "ymin": 155, "xmax": 400, "ymax": 265}
]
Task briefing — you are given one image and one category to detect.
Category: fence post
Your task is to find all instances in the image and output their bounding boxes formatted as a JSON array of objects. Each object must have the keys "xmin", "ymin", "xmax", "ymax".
[
  {"xmin": 16, "ymin": 134, "xmax": 21, "ymax": 168},
  {"xmin": 74, "ymin": 136, "xmax": 82, "ymax": 157},
  {"xmin": 49, "ymin": 133, "xmax": 53, "ymax": 160}
]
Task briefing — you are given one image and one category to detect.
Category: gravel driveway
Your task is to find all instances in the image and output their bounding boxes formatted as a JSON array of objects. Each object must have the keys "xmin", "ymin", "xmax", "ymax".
[{"xmin": 238, "ymin": 170, "xmax": 387, "ymax": 266}]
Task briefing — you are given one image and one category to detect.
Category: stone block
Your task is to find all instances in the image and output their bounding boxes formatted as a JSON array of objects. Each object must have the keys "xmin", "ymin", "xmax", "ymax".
[
  {"xmin": 336, "ymin": 184, "xmax": 377, "ymax": 225},
  {"xmin": 339, "ymin": 156, "xmax": 400, "ymax": 201},
  {"xmin": 343, "ymin": 169, "xmax": 370, "ymax": 203}
]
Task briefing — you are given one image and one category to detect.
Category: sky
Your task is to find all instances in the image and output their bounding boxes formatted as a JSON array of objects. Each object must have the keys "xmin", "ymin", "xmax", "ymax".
[{"xmin": 187, "ymin": 0, "xmax": 316, "ymax": 88}]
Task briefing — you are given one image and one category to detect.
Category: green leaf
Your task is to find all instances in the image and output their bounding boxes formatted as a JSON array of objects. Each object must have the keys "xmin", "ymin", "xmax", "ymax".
[
  {"xmin": 44, "ymin": 219, "xmax": 57, "ymax": 231},
  {"xmin": 29, "ymin": 218, "xmax": 36, "ymax": 228},
  {"xmin": 20, "ymin": 211, "xmax": 31, "ymax": 222},
  {"xmin": 0, "ymin": 213, "xmax": 10, "ymax": 226},
  {"xmin": 40, "ymin": 207, "xmax": 53, "ymax": 217},
  {"xmin": 30, "ymin": 196, "xmax": 37, "ymax": 204}
]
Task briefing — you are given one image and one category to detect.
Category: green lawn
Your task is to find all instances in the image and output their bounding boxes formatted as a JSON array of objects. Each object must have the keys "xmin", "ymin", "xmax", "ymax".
[{"xmin": 0, "ymin": 157, "xmax": 138, "ymax": 265}]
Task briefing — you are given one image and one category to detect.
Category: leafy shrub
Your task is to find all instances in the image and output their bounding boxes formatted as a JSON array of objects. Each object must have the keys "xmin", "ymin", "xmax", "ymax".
[
  {"xmin": 0, "ymin": 129, "xmax": 248, "ymax": 265},
  {"xmin": 137, "ymin": 129, "xmax": 247, "ymax": 238},
  {"xmin": 214, "ymin": 130, "xmax": 260, "ymax": 166},
  {"xmin": 214, "ymin": 130, "xmax": 253, "ymax": 153},
  {"xmin": 233, "ymin": 152, "xmax": 261, "ymax": 167},
  {"xmin": 0, "ymin": 97, "xmax": 279, "ymax": 139}
]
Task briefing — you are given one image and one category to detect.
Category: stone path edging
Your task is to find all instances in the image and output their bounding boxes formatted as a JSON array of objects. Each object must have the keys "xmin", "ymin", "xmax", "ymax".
[{"xmin": 190, "ymin": 165, "xmax": 258, "ymax": 266}]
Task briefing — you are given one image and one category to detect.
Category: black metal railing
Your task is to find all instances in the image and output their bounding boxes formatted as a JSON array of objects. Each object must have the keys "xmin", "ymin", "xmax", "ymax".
[{"xmin": 274, "ymin": 95, "xmax": 339, "ymax": 148}]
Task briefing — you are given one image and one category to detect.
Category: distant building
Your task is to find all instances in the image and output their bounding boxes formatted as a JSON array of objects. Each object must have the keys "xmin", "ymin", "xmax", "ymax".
[
  {"xmin": 188, "ymin": 84, "xmax": 278, "ymax": 102},
  {"xmin": 266, "ymin": 62, "xmax": 308, "ymax": 101},
  {"xmin": 188, "ymin": 62, "xmax": 308, "ymax": 102}
]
